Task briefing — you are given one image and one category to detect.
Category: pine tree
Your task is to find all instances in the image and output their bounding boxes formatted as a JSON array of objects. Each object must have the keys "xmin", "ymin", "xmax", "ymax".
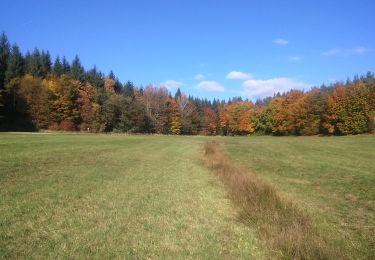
[
  {"xmin": 85, "ymin": 66, "xmax": 104, "ymax": 90},
  {"xmin": 174, "ymin": 88, "xmax": 181, "ymax": 99},
  {"xmin": 4, "ymin": 44, "xmax": 24, "ymax": 116},
  {"xmin": 123, "ymin": 81, "xmax": 135, "ymax": 98},
  {"xmin": 53, "ymin": 56, "xmax": 63, "ymax": 76},
  {"xmin": 24, "ymin": 48, "xmax": 43, "ymax": 77},
  {"xmin": 40, "ymin": 50, "xmax": 51, "ymax": 77},
  {"xmin": 0, "ymin": 32, "xmax": 10, "ymax": 89},
  {"xmin": 70, "ymin": 55, "xmax": 85, "ymax": 81},
  {"xmin": 5, "ymin": 44, "xmax": 24, "ymax": 84},
  {"xmin": 0, "ymin": 32, "xmax": 10, "ymax": 119},
  {"xmin": 108, "ymin": 70, "xmax": 122, "ymax": 92},
  {"xmin": 61, "ymin": 56, "xmax": 70, "ymax": 74}
]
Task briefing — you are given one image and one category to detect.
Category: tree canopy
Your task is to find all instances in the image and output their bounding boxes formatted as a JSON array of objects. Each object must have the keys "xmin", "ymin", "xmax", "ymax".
[{"xmin": 0, "ymin": 32, "xmax": 374, "ymax": 135}]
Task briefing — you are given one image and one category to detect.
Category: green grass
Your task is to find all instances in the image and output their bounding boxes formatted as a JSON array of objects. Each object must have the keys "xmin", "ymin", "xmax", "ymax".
[
  {"xmin": 0, "ymin": 134, "xmax": 264, "ymax": 259},
  {"xmin": 1, "ymin": 134, "xmax": 374, "ymax": 259},
  {"xmin": 219, "ymin": 135, "xmax": 375, "ymax": 259},
  {"xmin": 203, "ymin": 141, "xmax": 342, "ymax": 259}
]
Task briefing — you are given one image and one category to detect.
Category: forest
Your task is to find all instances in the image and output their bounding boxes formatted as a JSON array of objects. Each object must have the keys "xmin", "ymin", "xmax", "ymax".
[{"xmin": 1, "ymin": 32, "xmax": 374, "ymax": 136}]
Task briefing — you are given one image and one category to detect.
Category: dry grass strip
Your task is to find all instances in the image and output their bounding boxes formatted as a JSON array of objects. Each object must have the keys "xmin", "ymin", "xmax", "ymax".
[{"xmin": 203, "ymin": 141, "xmax": 345, "ymax": 260}]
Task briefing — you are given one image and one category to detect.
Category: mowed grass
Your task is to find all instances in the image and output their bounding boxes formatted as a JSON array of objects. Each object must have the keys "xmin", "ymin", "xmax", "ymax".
[
  {"xmin": 220, "ymin": 135, "xmax": 375, "ymax": 259},
  {"xmin": 0, "ymin": 134, "xmax": 264, "ymax": 259},
  {"xmin": 1, "ymin": 134, "xmax": 374, "ymax": 259}
]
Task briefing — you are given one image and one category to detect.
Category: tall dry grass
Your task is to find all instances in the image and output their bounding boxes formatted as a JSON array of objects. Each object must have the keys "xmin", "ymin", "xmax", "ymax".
[{"xmin": 203, "ymin": 141, "xmax": 345, "ymax": 259}]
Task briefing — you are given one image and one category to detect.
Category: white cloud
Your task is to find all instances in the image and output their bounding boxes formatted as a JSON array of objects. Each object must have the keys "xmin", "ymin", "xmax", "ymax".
[
  {"xmin": 274, "ymin": 38, "xmax": 289, "ymax": 45},
  {"xmin": 322, "ymin": 48, "xmax": 342, "ymax": 56},
  {"xmin": 159, "ymin": 80, "xmax": 184, "ymax": 90},
  {"xmin": 196, "ymin": 81, "xmax": 225, "ymax": 92},
  {"xmin": 226, "ymin": 71, "xmax": 253, "ymax": 80},
  {"xmin": 322, "ymin": 47, "xmax": 367, "ymax": 57},
  {"xmin": 194, "ymin": 74, "xmax": 205, "ymax": 80},
  {"xmin": 241, "ymin": 77, "xmax": 309, "ymax": 99},
  {"xmin": 354, "ymin": 47, "xmax": 366, "ymax": 54},
  {"xmin": 289, "ymin": 56, "xmax": 301, "ymax": 61}
]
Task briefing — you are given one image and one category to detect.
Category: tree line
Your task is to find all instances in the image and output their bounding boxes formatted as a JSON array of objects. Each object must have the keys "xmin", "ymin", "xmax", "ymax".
[{"xmin": 1, "ymin": 33, "xmax": 374, "ymax": 135}]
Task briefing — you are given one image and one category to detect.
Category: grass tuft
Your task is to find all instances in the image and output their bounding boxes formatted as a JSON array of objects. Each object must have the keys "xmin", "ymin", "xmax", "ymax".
[{"xmin": 203, "ymin": 141, "xmax": 345, "ymax": 259}]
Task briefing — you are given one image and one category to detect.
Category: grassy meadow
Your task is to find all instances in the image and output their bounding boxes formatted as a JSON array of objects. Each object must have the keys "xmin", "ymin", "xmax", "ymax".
[
  {"xmin": 0, "ymin": 133, "xmax": 374, "ymax": 259},
  {"xmin": 221, "ymin": 136, "xmax": 375, "ymax": 259}
]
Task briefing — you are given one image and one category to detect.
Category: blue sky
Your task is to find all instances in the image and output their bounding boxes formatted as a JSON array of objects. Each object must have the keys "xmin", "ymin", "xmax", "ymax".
[{"xmin": 1, "ymin": 0, "xmax": 374, "ymax": 100}]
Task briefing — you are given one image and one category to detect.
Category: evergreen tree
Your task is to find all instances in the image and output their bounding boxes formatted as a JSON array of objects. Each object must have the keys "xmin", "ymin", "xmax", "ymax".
[
  {"xmin": 24, "ymin": 48, "xmax": 42, "ymax": 77},
  {"xmin": 85, "ymin": 66, "xmax": 104, "ymax": 90},
  {"xmin": 5, "ymin": 44, "xmax": 24, "ymax": 84},
  {"xmin": 174, "ymin": 88, "xmax": 181, "ymax": 99},
  {"xmin": 70, "ymin": 55, "xmax": 85, "ymax": 81},
  {"xmin": 0, "ymin": 32, "xmax": 10, "ymax": 88},
  {"xmin": 123, "ymin": 80, "xmax": 135, "ymax": 98},
  {"xmin": 108, "ymin": 70, "xmax": 122, "ymax": 92},
  {"xmin": 61, "ymin": 56, "xmax": 70, "ymax": 74},
  {"xmin": 4, "ymin": 44, "xmax": 24, "ymax": 118},
  {"xmin": 39, "ymin": 51, "xmax": 51, "ymax": 77},
  {"xmin": 53, "ymin": 56, "xmax": 64, "ymax": 76}
]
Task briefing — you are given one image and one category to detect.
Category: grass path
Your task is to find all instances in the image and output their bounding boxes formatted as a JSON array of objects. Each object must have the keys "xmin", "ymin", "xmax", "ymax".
[
  {"xmin": 220, "ymin": 135, "xmax": 375, "ymax": 259},
  {"xmin": 0, "ymin": 134, "xmax": 264, "ymax": 259}
]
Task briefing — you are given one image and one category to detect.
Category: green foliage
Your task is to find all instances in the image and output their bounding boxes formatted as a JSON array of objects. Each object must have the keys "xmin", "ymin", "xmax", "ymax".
[
  {"xmin": 85, "ymin": 66, "xmax": 104, "ymax": 90},
  {"xmin": 0, "ymin": 32, "xmax": 10, "ymax": 89},
  {"xmin": 23, "ymin": 48, "xmax": 50, "ymax": 78},
  {"xmin": 1, "ymin": 32, "xmax": 374, "ymax": 136},
  {"xmin": 52, "ymin": 56, "xmax": 64, "ymax": 76},
  {"xmin": 5, "ymin": 44, "xmax": 23, "ymax": 85},
  {"xmin": 122, "ymin": 80, "xmax": 135, "ymax": 98},
  {"xmin": 253, "ymin": 102, "xmax": 276, "ymax": 134},
  {"xmin": 70, "ymin": 55, "xmax": 84, "ymax": 81}
]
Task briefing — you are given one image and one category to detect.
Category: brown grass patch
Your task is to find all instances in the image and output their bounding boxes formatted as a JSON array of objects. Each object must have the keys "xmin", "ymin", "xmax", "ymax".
[
  {"xmin": 344, "ymin": 194, "xmax": 358, "ymax": 203},
  {"xmin": 203, "ymin": 141, "xmax": 346, "ymax": 259}
]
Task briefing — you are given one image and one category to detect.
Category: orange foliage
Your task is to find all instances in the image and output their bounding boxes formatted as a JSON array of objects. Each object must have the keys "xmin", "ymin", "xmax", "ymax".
[
  {"xmin": 272, "ymin": 90, "xmax": 305, "ymax": 135},
  {"xmin": 203, "ymin": 107, "xmax": 217, "ymax": 135},
  {"xmin": 219, "ymin": 101, "xmax": 254, "ymax": 135}
]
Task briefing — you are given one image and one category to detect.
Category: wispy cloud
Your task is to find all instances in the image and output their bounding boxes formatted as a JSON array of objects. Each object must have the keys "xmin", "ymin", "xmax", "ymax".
[
  {"xmin": 194, "ymin": 74, "xmax": 205, "ymax": 80},
  {"xmin": 354, "ymin": 47, "xmax": 366, "ymax": 55},
  {"xmin": 322, "ymin": 47, "xmax": 367, "ymax": 57},
  {"xmin": 322, "ymin": 48, "xmax": 342, "ymax": 56},
  {"xmin": 274, "ymin": 38, "xmax": 289, "ymax": 45},
  {"xmin": 289, "ymin": 56, "xmax": 301, "ymax": 61},
  {"xmin": 226, "ymin": 71, "xmax": 253, "ymax": 80},
  {"xmin": 196, "ymin": 81, "xmax": 225, "ymax": 92},
  {"xmin": 159, "ymin": 80, "xmax": 184, "ymax": 90},
  {"xmin": 20, "ymin": 20, "xmax": 33, "ymax": 27},
  {"xmin": 241, "ymin": 77, "xmax": 309, "ymax": 99}
]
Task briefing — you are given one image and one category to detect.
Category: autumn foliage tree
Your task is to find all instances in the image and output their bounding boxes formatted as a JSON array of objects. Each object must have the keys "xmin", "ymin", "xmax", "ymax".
[
  {"xmin": 46, "ymin": 75, "xmax": 80, "ymax": 130},
  {"xmin": 272, "ymin": 90, "xmax": 305, "ymax": 135},
  {"xmin": 219, "ymin": 101, "xmax": 255, "ymax": 135},
  {"xmin": 17, "ymin": 75, "xmax": 50, "ymax": 129},
  {"xmin": 323, "ymin": 83, "xmax": 371, "ymax": 135},
  {"xmin": 166, "ymin": 99, "xmax": 181, "ymax": 135},
  {"xmin": 203, "ymin": 107, "xmax": 217, "ymax": 135},
  {"xmin": 76, "ymin": 82, "xmax": 98, "ymax": 131},
  {"xmin": 1, "ymin": 32, "xmax": 374, "ymax": 136}
]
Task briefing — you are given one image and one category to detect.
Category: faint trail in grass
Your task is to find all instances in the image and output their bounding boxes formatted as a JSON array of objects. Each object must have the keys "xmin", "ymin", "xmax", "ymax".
[{"xmin": 203, "ymin": 141, "xmax": 346, "ymax": 259}]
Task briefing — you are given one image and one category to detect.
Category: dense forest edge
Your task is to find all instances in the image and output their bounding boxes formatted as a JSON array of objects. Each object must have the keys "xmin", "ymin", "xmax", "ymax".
[{"xmin": 0, "ymin": 32, "xmax": 374, "ymax": 135}]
